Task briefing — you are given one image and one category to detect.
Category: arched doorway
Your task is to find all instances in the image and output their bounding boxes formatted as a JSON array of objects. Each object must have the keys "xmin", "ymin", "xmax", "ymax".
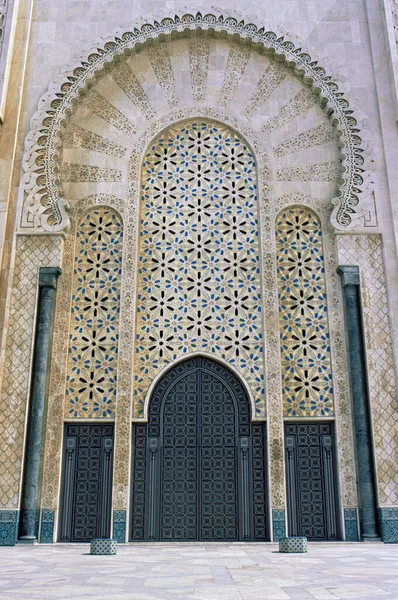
[{"xmin": 131, "ymin": 357, "xmax": 268, "ymax": 541}]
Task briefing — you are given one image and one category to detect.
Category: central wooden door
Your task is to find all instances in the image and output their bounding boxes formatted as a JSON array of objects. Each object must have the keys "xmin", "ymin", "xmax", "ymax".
[{"xmin": 131, "ymin": 357, "xmax": 268, "ymax": 541}]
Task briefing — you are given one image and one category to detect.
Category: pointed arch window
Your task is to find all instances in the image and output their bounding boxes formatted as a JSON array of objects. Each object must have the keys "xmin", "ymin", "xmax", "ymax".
[
  {"xmin": 65, "ymin": 207, "xmax": 123, "ymax": 418},
  {"xmin": 134, "ymin": 120, "xmax": 265, "ymax": 418},
  {"xmin": 276, "ymin": 207, "xmax": 334, "ymax": 417}
]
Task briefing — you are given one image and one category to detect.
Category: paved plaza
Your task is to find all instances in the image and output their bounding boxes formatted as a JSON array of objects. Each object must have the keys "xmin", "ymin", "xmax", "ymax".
[{"xmin": 0, "ymin": 543, "xmax": 398, "ymax": 600}]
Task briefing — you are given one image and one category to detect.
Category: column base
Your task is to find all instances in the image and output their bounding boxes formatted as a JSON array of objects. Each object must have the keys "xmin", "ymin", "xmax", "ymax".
[{"xmin": 17, "ymin": 537, "xmax": 38, "ymax": 545}]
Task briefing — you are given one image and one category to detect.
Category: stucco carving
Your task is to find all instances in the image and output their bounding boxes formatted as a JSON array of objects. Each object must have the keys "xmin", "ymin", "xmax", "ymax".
[{"xmin": 20, "ymin": 13, "xmax": 372, "ymax": 234}]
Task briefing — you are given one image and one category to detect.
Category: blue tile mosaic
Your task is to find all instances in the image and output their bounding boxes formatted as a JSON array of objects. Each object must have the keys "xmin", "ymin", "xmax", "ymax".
[
  {"xmin": 272, "ymin": 509, "xmax": 286, "ymax": 541},
  {"xmin": 39, "ymin": 509, "xmax": 55, "ymax": 544},
  {"xmin": 113, "ymin": 510, "xmax": 126, "ymax": 543},
  {"xmin": 0, "ymin": 510, "xmax": 19, "ymax": 546},
  {"xmin": 380, "ymin": 508, "xmax": 398, "ymax": 543},
  {"xmin": 344, "ymin": 507, "xmax": 359, "ymax": 541}
]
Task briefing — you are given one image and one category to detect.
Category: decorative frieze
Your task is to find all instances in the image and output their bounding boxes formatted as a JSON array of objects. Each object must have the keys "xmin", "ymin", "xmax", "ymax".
[
  {"xmin": 273, "ymin": 123, "xmax": 336, "ymax": 158},
  {"xmin": 82, "ymin": 89, "xmax": 137, "ymax": 138},
  {"xmin": 63, "ymin": 124, "xmax": 127, "ymax": 159}
]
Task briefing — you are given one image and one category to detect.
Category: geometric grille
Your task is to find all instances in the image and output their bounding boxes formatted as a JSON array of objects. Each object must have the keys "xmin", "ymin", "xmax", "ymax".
[
  {"xmin": 276, "ymin": 207, "xmax": 334, "ymax": 416},
  {"xmin": 134, "ymin": 120, "xmax": 264, "ymax": 418},
  {"xmin": 65, "ymin": 208, "xmax": 122, "ymax": 417}
]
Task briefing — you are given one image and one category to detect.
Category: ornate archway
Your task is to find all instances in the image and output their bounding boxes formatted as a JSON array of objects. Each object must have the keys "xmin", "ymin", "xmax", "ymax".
[{"xmin": 131, "ymin": 356, "xmax": 268, "ymax": 541}]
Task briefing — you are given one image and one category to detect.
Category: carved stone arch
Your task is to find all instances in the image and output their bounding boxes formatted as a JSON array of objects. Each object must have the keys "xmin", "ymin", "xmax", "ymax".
[
  {"xmin": 20, "ymin": 12, "xmax": 371, "ymax": 235},
  {"xmin": 143, "ymin": 351, "xmax": 256, "ymax": 425},
  {"xmin": 147, "ymin": 356, "xmax": 251, "ymax": 438},
  {"xmin": 72, "ymin": 194, "xmax": 126, "ymax": 222}
]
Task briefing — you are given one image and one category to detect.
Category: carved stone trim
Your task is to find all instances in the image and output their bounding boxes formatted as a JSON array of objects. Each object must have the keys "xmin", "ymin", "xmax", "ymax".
[{"xmin": 21, "ymin": 12, "xmax": 368, "ymax": 233}]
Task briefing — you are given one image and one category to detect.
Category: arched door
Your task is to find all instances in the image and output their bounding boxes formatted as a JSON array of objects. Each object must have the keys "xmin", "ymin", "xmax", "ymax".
[{"xmin": 131, "ymin": 357, "xmax": 268, "ymax": 541}]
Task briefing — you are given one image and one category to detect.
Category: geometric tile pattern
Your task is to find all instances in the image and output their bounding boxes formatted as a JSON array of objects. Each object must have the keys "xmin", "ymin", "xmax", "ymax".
[
  {"xmin": 336, "ymin": 234, "xmax": 398, "ymax": 506},
  {"xmin": 272, "ymin": 509, "xmax": 286, "ymax": 542},
  {"xmin": 276, "ymin": 207, "xmax": 334, "ymax": 416},
  {"xmin": 344, "ymin": 507, "xmax": 359, "ymax": 542},
  {"xmin": 134, "ymin": 120, "xmax": 264, "ymax": 417},
  {"xmin": 39, "ymin": 509, "xmax": 55, "ymax": 544},
  {"xmin": 112, "ymin": 510, "xmax": 126, "ymax": 544},
  {"xmin": 379, "ymin": 507, "xmax": 398, "ymax": 543},
  {"xmin": 0, "ymin": 511, "xmax": 19, "ymax": 546},
  {"xmin": 65, "ymin": 208, "xmax": 122, "ymax": 418}
]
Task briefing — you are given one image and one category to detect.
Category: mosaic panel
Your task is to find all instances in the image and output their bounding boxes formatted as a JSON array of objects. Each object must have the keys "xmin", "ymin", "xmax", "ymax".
[
  {"xmin": 379, "ymin": 508, "xmax": 398, "ymax": 543},
  {"xmin": 39, "ymin": 509, "xmax": 55, "ymax": 544},
  {"xmin": 0, "ymin": 510, "xmax": 19, "ymax": 546},
  {"xmin": 65, "ymin": 208, "xmax": 123, "ymax": 418},
  {"xmin": 134, "ymin": 120, "xmax": 265, "ymax": 418},
  {"xmin": 112, "ymin": 509, "xmax": 126, "ymax": 543},
  {"xmin": 336, "ymin": 235, "xmax": 398, "ymax": 506},
  {"xmin": 344, "ymin": 508, "xmax": 359, "ymax": 542},
  {"xmin": 272, "ymin": 509, "xmax": 286, "ymax": 542},
  {"xmin": 276, "ymin": 207, "xmax": 334, "ymax": 417}
]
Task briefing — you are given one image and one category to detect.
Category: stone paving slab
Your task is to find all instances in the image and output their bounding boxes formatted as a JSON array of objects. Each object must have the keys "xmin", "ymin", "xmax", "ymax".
[{"xmin": 0, "ymin": 543, "xmax": 397, "ymax": 600}]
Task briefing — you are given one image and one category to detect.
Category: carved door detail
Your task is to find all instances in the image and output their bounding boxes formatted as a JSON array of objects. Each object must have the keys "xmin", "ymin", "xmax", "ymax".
[
  {"xmin": 285, "ymin": 422, "xmax": 339, "ymax": 540},
  {"xmin": 131, "ymin": 357, "xmax": 268, "ymax": 541},
  {"xmin": 59, "ymin": 424, "xmax": 114, "ymax": 542}
]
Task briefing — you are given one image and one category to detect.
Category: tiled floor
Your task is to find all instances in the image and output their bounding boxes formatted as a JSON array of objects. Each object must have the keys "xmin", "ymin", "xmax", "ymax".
[{"xmin": 0, "ymin": 543, "xmax": 397, "ymax": 599}]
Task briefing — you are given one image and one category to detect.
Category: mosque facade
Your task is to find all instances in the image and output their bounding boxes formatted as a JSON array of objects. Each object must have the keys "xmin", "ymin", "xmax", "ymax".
[{"xmin": 0, "ymin": 0, "xmax": 397, "ymax": 545}]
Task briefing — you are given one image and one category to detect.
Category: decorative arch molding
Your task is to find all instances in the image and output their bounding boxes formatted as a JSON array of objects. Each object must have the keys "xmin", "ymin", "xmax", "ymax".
[
  {"xmin": 21, "ymin": 12, "xmax": 372, "ymax": 234},
  {"xmin": 142, "ymin": 351, "xmax": 256, "ymax": 424}
]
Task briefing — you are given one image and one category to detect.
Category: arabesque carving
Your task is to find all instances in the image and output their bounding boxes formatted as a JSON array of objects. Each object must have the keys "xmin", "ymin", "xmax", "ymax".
[{"xmin": 21, "ymin": 12, "xmax": 370, "ymax": 233}]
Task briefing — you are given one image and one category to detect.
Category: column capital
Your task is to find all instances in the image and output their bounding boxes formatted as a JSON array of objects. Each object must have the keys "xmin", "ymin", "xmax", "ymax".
[
  {"xmin": 39, "ymin": 267, "xmax": 62, "ymax": 289},
  {"xmin": 337, "ymin": 265, "xmax": 360, "ymax": 287}
]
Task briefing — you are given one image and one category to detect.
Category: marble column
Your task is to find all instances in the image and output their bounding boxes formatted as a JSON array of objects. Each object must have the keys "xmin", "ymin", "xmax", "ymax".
[
  {"xmin": 337, "ymin": 266, "xmax": 380, "ymax": 540},
  {"xmin": 19, "ymin": 267, "xmax": 61, "ymax": 542}
]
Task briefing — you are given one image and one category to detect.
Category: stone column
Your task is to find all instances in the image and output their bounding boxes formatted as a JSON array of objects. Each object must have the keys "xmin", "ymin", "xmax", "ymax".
[
  {"xmin": 19, "ymin": 267, "xmax": 61, "ymax": 542},
  {"xmin": 337, "ymin": 266, "xmax": 380, "ymax": 540}
]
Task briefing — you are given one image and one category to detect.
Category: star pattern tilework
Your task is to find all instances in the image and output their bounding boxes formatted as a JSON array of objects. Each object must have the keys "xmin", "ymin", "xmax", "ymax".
[
  {"xmin": 134, "ymin": 121, "xmax": 265, "ymax": 417},
  {"xmin": 276, "ymin": 207, "xmax": 334, "ymax": 417},
  {"xmin": 65, "ymin": 208, "xmax": 122, "ymax": 418}
]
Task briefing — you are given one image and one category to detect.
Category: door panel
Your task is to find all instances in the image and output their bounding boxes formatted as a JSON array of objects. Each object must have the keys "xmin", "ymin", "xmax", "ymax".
[
  {"xmin": 59, "ymin": 424, "xmax": 114, "ymax": 542},
  {"xmin": 285, "ymin": 422, "xmax": 339, "ymax": 540},
  {"xmin": 160, "ymin": 370, "xmax": 198, "ymax": 540},
  {"xmin": 199, "ymin": 368, "xmax": 238, "ymax": 540}
]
